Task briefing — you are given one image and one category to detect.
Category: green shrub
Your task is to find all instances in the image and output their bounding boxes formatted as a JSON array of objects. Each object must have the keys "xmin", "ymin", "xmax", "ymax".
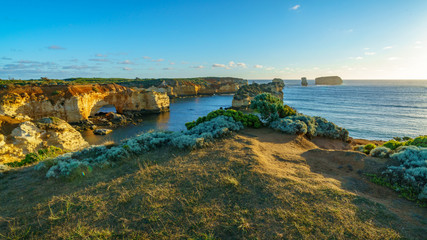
[
  {"xmin": 382, "ymin": 140, "xmax": 403, "ymax": 150},
  {"xmin": 7, "ymin": 146, "xmax": 63, "ymax": 167},
  {"xmin": 185, "ymin": 109, "xmax": 262, "ymax": 130},
  {"xmin": 405, "ymin": 135, "xmax": 427, "ymax": 147},
  {"xmin": 250, "ymin": 93, "xmax": 296, "ymax": 122},
  {"xmin": 363, "ymin": 143, "xmax": 376, "ymax": 154}
]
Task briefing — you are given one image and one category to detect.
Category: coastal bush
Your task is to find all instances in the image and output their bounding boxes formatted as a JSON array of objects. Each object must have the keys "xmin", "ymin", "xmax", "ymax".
[
  {"xmin": 353, "ymin": 145, "xmax": 365, "ymax": 152},
  {"xmin": 185, "ymin": 109, "xmax": 261, "ymax": 130},
  {"xmin": 7, "ymin": 146, "xmax": 63, "ymax": 168},
  {"xmin": 43, "ymin": 116, "xmax": 243, "ymax": 178},
  {"xmin": 382, "ymin": 140, "xmax": 403, "ymax": 150},
  {"xmin": 405, "ymin": 135, "xmax": 427, "ymax": 147},
  {"xmin": 382, "ymin": 146, "xmax": 427, "ymax": 201},
  {"xmin": 363, "ymin": 144, "xmax": 376, "ymax": 154},
  {"xmin": 250, "ymin": 93, "xmax": 296, "ymax": 122},
  {"xmin": 370, "ymin": 147, "xmax": 392, "ymax": 158},
  {"xmin": 269, "ymin": 114, "xmax": 349, "ymax": 141}
]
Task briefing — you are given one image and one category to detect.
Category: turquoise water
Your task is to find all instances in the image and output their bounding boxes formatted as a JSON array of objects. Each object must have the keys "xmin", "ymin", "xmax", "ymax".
[{"xmin": 81, "ymin": 80, "xmax": 427, "ymax": 144}]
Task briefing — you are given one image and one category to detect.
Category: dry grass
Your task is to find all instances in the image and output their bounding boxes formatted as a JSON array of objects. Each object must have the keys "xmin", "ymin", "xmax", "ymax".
[{"xmin": 0, "ymin": 128, "xmax": 426, "ymax": 239}]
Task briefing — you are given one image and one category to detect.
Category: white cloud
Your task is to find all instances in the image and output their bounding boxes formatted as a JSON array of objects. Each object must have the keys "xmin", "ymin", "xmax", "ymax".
[
  {"xmin": 143, "ymin": 56, "xmax": 150, "ymax": 59},
  {"xmin": 122, "ymin": 67, "xmax": 132, "ymax": 71},
  {"xmin": 383, "ymin": 46, "xmax": 393, "ymax": 50},
  {"xmin": 170, "ymin": 62, "xmax": 175, "ymax": 65},
  {"xmin": 95, "ymin": 53, "xmax": 107, "ymax": 57},
  {"xmin": 47, "ymin": 45, "xmax": 65, "ymax": 50},
  {"xmin": 349, "ymin": 57, "xmax": 363, "ymax": 60},
  {"xmin": 152, "ymin": 59, "xmax": 164, "ymax": 62},
  {"xmin": 415, "ymin": 41, "xmax": 422, "ymax": 44},
  {"xmin": 119, "ymin": 60, "xmax": 133, "ymax": 64},
  {"xmin": 254, "ymin": 64, "xmax": 263, "ymax": 69},
  {"xmin": 212, "ymin": 63, "xmax": 226, "ymax": 68},
  {"xmin": 237, "ymin": 62, "xmax": 247, "ymax": 68},
  {"xmin": 364, "ymin": 52, "xmax": 376, "ymax": 56},
  {"xmin": 363, "ymin": 47, "xmax": 370, "ymax": 50},
  {"xmin": 228, "ymin": 61, "xmax": 236, "ymax": 67},
  {"xmin": 265, "ymin": 67, "xmax": 275, "ymax": 71},
  {"xmin": 290, "ymin": 5, "xmax": 300, "ymax": 10},
  {"xmin": 191, "ymin": 65, "xmax": 204, "ymax": 69}
]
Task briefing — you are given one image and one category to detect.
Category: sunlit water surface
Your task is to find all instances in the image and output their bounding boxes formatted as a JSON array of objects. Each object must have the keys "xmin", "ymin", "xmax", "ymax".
[{"xmin": 81, "ymin": 80, "xmax": 427, "ymax": 145}]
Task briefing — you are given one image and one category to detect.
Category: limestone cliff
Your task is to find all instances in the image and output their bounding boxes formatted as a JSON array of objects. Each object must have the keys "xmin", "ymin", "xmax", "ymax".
[
  {"xmin": 232, "ymin": 79, "xmax": 285, "ymax": 109},
  {"xmin": 0, "ymin": 117, "xmax": 89, "ymax": 163},
  {"xmin": 0, "ymin": 84, "xmax": 170, "ymax": 122},
  {"xmin": 315, "ymin": 76, "xmax": 343, "ymax": 85},
  {"xmin": 127, "ymin": 77, "xmax": 247, "ymax": 98}
]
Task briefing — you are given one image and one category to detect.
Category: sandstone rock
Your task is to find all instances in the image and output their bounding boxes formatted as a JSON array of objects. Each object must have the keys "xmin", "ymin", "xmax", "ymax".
[
  {"xmin": 11, "ymin": 121, "xmax": 43, "ymax": 154},
  {"xmin": 315, "ymin": 76, "xmax": 343, "ymax": 85},
  {"xmin": 105, "ymin": 112, "xmax": 127, "ymax": 124},
  {"xmin": 301, "ymin": 77, "xmax": 308, "ymax": 86},
  {"xmin": 0, "ymin": 117, "xmax": 89, "ymax": 163},
  {"xmin": 232, "ymin": 79, "xmax": 285, "ymax": 109},
  {"xmin": 36, "ymin": 117, "xmax": 89, "ymax": 151},
  {"xmin": 94, "ymin": 129, "xmax": 113, "ymax": 135}
]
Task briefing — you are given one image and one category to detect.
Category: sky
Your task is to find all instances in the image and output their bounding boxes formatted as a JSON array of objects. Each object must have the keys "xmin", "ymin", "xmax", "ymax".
[{"xmin": 1, "ymin": 0, "xmax": 427, "ymax": 80}]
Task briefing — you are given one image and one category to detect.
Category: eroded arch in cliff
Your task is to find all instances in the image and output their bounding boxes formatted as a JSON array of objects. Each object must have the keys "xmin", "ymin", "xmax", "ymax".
[{"xmin": 89, "ymin": 99, "xmax": 123, "ymax": 117}]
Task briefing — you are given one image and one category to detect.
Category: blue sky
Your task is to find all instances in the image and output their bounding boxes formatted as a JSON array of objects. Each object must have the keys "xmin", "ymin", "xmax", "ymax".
[{"xmin": 1, "ymin": 0, "xmax": 426, "ymax": 79}]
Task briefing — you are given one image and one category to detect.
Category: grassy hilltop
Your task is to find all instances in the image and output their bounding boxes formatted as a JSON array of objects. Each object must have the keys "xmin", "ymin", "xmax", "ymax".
[{"xmin": 1, "ymin": 128, "xmax": 427, "ymax": 239}]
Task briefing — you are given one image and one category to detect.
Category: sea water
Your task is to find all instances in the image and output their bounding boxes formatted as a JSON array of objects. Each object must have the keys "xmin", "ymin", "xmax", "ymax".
[{"xmin": 81, "ymin": 80, "xmax": 427, "ymax": 145}]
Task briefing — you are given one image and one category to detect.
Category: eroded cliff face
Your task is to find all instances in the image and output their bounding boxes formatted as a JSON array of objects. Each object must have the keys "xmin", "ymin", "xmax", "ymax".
[
  {"xmin": 0, "ymin": 84, "xmax": 170, "ymax": 122},
  {"xmin": 232, "ymin": 79, "xmax": 285, "ymax": 109},
  {"xmin": 0, "ymin": 117, "xmax": 89, "ymax": 163},
  {"xmin": 134, "ymin": 77, "xmax": 247, "ymax": 98}
]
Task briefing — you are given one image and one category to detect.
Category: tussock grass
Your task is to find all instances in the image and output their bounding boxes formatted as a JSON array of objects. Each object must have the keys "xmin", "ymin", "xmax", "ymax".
[{"xmin": 0, "ymin": 129, "xmax": 426, "ymax": 239}]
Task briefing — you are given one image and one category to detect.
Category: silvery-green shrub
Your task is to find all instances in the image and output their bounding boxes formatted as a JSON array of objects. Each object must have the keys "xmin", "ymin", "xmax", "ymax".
[
  {"xmin": 370, "ymin": 147, "xmax": 391, "ymax": 158},
  {"xmin": 44, "ymin": 115, "xmax": 243, "ymax": 178},
  {"xmin": 383, "ymin": 146, "xmax": 427, "ymax": 200}
]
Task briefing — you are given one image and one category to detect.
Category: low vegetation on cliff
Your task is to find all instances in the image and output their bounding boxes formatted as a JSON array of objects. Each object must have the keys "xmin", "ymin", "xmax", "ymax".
[
  {"xmin": 0, "ymin": 77, "xmax": 245, "ymax": 89},
  {"xmin": 354, "ymin": 136, "xmax": 427, "ymax": 203}
]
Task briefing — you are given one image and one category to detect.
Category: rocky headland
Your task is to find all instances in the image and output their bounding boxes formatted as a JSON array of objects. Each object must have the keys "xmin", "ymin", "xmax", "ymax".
[
  {"xmin": 315, "ymin": 76, "xmax": 343, "ymax": 85},
  {"xmin": 232, "ymin": 78, "xmax": 285, "ymax": 109}
]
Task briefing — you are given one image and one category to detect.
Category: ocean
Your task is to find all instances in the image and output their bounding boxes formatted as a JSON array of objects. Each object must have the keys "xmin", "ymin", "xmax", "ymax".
[{"xmin": 81, "ymin": 80, "xmax": 427, "ymax": 145}]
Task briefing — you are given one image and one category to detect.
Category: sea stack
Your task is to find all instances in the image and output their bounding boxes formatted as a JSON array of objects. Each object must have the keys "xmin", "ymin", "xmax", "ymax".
[
  {"xmin": 301, "ymin": 77, "xmax": 308, "ymax": 86},
  {"xmin": 315, "ymin": 76, "xmax": 343, "ymax": 85}
]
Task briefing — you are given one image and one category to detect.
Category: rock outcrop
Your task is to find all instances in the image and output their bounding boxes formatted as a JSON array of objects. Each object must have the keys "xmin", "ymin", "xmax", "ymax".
[
  {"xmin": 128, "ymin": 77, "xmax": 248, "ymax": 98},
  {"xmin": 0, "ymin": 84, "xmax": 170, "ymax": 122},
  {"xmin": 0, "ymin": 117, "xmax": 89, "ymax": 163},
  {"xmin": 232, "ymin": 79, "xmax": 285, "ymax": 109},
  {"xmin": 315, "ymin": 76, "xmax": 343, "ymax": 85},
  {"xmin": 301, "ymin": 77, "xmax": 308, "ymax": 86}
]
